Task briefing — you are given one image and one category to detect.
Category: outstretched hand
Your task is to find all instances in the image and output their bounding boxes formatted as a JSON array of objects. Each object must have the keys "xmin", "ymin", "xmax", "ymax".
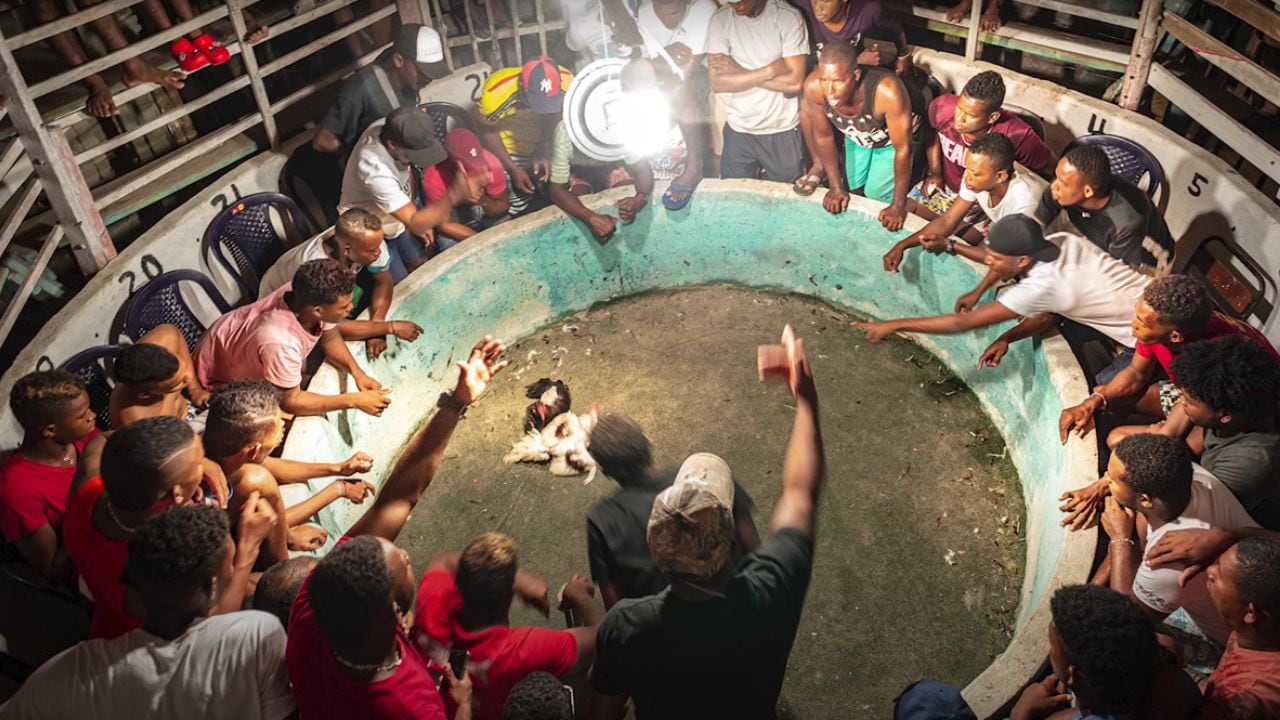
[{"xmin": 454, "ymin": 336, "xmax": 509, "ymax": 406}]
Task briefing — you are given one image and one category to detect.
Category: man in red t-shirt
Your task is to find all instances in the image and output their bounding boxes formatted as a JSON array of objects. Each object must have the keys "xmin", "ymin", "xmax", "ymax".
[
  {"xmin": 415, "ymin": 533, "xmax": 602, "ymax": 720},
  {"xmin": 286, "ymin": 336, "xmax": 507, "ymax": 720},
  {"xmin": 1059, "ymin": 275, "xmax": 1280, "ymax": 452},
  {"xmin": 909, "ymin": 70, "xmax": 1054, "ymax": 226},
  {"xmin": 422, "ymin": 129, "xmax": 509, "ymax": 246},
  {"xmin": 0, "ymin": 370, "xmax": 99, "ymax": 580},
  {"xmin": 63, "ymin": 416, "xmax": 268, "ymax": 638},
  {"xmin": 1199, "ymin": 537, "xmax": 1280, "ymax": 720}
]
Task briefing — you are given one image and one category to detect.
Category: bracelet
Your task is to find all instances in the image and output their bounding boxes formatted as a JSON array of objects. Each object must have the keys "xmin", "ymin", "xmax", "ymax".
[
  {"xmin": 1088, "ymin": 391, "xmax": 1108, "ymax": 411},
  {"xmin": 946, "ymin": 238, "xmax": 958, "ymax": 255},
  {"xmin": 437, "ymin": 392, "xmax": 468, "ymax": 418},
  {"xmin": 389, "ymin": 321, "xmax": 398, "ymax": 336},
  {"xmin": 1109, "ymin": 537, "xmax": 1136, "ymax": 547}
]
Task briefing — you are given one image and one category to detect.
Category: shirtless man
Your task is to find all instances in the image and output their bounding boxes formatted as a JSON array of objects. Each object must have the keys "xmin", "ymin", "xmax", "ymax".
[{"xmin": 109, "ymin": 324, "xmax": 210, "ymax": 428}]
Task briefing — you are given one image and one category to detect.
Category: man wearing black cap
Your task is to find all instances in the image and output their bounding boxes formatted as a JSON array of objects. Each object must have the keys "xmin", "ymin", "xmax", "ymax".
[
  {"xmin": 313, "ymin": 24, "xmax": 450, "ymax": 157},
  {"xmin": 855, "ymin": 215, "xmax": 1149, "ymax": 362},
  {"xmin": 339, "ymin": 107, "xmax": 485, "ymax": 280}
]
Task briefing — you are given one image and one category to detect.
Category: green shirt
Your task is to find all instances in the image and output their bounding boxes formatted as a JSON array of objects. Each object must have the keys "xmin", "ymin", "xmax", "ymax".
[{"xmin": 1202, "ymin": 428, "xmax": 1280, "ymax": 531}]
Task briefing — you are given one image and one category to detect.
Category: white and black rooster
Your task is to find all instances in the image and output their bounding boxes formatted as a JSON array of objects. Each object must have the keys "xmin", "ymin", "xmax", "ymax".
[{"xmin": 503, "ymin": 379, "xmax": 599, "ymax": 483}]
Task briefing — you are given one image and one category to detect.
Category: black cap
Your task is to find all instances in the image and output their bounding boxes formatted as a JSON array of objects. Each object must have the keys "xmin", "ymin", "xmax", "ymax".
[
  {"xmin": 985, "ymin": 215, "xmax": 1060, "ymax": 262},
  {"xmin": 381, "ymin": 107, "xmax": 446, "ymax": 168}
]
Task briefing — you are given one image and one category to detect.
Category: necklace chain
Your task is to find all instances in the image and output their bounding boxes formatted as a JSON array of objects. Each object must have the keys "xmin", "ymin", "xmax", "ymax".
[
  {"xmin": 104, "ymin": 498, "xmax": 139, "ymax": 535},
  {"xmin": 333, "ymin": 646, "xmax": 402, "ymax": 675}
]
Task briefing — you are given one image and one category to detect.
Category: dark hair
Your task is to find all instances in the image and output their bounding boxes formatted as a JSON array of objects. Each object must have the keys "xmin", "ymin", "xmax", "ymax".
[
  {"xmin": 1235, "ymin": 536, "xmax": 1280, "ymax": 618},
  {"xmin": 967, "ymin": 132, "xmax": 1015, "ymax": 173},
  {"xmin": 1142, "ymin": 275, "xmax": 1214, "ymax": 334},
  {"xmin": 818, "ymin": 41, "xmax": 858, "ymax": 70},
  {"xmin": 961, "ymin": 70, "xmax": 1005, "ymax": 112},
  {"xmin": 10, "ymin": 370, "xmax": 85, "ymax": 430},
  {"xmin": 504, "ymin": 671, "xmax": 574, "ymax": 720},
  {"xmin": 256, "ymin": 556, "xmax": 319, "ymax": 629},
  {"xmin": 309, "ymin": 536, "xmax": 392, "ymax": 649},
  {"xmin": 203, "ymin": 380, "xmax": 280, "ymax": 459},
  {"xmin": 101, "ymin": 416, "xmax": 196, "ymax": 511},
  {"xmin": 588, "ymin": 414, "xmax": 653, "ymax": 487},
  {"xmin": 1113, "ymin": 434, "xmax": 1193, "ymax": 510},
  {"xmin": 1172, "ymin": 336, "xmax": 1280, "ymax": 424},
  {"xmin": 456, "ymin": 532, "xmax": 517, "ymax": 619},
  {"xmin": 1051, "ymin": 585, "xmax": 1158, "ymax": 709},
  {"xmin": 1063, "ymin": 146, "xmax": 1113, "ymax": 196},
  {"xmin": 124, "ymin": 505, "xmax": 230, "ymax": 591},
  {"xmin": 114, "ymin": 343, "xmax": 181, "ymax": 386},
  {"xmin": 292, "ymin": 258, "xmax": 355, "ymax": 307},
  {"xmin": 335, "ymin": 209, "xmax": 383, "ymax": 242}
]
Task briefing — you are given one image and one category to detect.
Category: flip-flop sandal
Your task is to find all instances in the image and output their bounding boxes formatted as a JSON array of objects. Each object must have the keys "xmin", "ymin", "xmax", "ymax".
[
  {"xmin": 663, "ymin": 179, "xmax": 700, "ymax": 211},
  {"xmin": 793, "ymin": 173, "xmax": 821, "ymax": 196}
]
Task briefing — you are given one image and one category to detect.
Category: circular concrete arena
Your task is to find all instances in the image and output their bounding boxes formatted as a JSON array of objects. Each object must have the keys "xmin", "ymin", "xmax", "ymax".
[{"xmin": 284, "ymin": 180, "xmax": 1096, "ymax": 718}]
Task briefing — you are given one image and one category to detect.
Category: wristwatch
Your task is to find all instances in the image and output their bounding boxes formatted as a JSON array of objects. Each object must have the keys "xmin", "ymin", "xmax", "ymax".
[
  {"xmin": 946, "ymin": 237, "xmax": 958, "ymax": 254},
  {"xmin": 436, "ymin": 392, "xmax": 468, "ymax": 417}
]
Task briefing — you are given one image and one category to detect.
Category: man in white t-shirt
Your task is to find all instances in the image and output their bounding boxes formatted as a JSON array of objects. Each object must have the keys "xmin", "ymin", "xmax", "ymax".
[
  {"xmin": 706, "ymin": 0, "xmax": 808, "ymax": 183},
  {"xmin": 883, "ymin": 132, "xmax": 1046, "ymax": 273},
  {"xmin": 1099, "ymin": 433, "xmax": 1259, "ymax": 650},
  {"xmin": 337, "ymin": 107, "xmax": 484, "ymax": 280},
  {"xmin": 0, "ymin": 504, "xmax": 295, "ymax": 720},
  {"xmin": 259, "ymin": 209, "xmax": 421, "ymax": 361},
  {"xmin": 856, "ymin": 215, "xmax": 1149, "ymax": 365}
]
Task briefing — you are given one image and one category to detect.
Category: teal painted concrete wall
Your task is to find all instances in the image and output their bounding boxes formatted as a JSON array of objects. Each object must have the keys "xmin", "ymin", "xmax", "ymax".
[{"xmin": 289, "ymin": 182, "xmax": 1093, "ymax": 689}]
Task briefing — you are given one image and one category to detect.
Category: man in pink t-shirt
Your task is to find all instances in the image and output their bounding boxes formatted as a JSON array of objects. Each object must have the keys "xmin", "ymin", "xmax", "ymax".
[
  {"xmin": 194, "ymin": 258, "xmax": 391, "ymax": 418},
  {"xmin": 908, "ymin": 70, "xmax": 1054, "ymax": 223},
  {"xmin": 415, "ymin": 534, "xmax": 602, "ymax": 720},
  {"xmin": 1200, "ymin": 537, "xmax": 1280, "ymax": 720},
  {"xmin": 422, "ymin": 129, "xmax": 509, "ymax": 246}
]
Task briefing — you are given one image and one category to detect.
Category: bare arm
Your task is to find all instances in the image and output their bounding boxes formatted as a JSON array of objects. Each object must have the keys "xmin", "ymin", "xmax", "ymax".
[
  {"xmin": 369, "ymin": 270, "xmax": 393, "ymax": 324},
  {"xmin": 708, "ymin": 54, "xmax": 780, "ymax": 93},
  {"xmin": 13, "ymin": 525, "xmax": 66, "ymax": 580},
  {"xmin": 880, "ymin": 79, "xmax": 914, "ymax": 214},
  {"xmin": 561, "ymin": 577, "xmax": 606, "ymax": 675},
  {"xmin": 760, "ymin": 55, "xmax": 806, "ymax": 94},
  {"xmin": 215, "ymin": 490, "xmax": 276, "ymax": 615},
  {"xmin": 479, "ymin": 126, "xmax": 519, "ymax": 174},
  {"xmin": 261, "ymin": 454, "xmax": 370, "ymax": 484},
  {"xmin": 769, "ymin": 327, "xmax": 825, "ymax": 539},
  {"xmin": 478, "ymin": 190, "xmax": 508, "ymax": 218},
  {"xmin": 859, "ymin": 301, "xmax": 1020, "ymax": 343},
  {"xmin": 345, "ymin": 338, "xmax": 507, "ymax": 541},
  {"xmin": 312, "ymin": 128, "xmax": 343, "ymax": 154},
  {"xmin": 883, "ymin": 199, "xmax": 975, "ymax": 271},
  {"xmin": 802, "ymin": 79, "xmax": 845, "ymax": 193},
  {"xmin": 282, "ymin": 480, "xmax": 371, "ymax": 527}
]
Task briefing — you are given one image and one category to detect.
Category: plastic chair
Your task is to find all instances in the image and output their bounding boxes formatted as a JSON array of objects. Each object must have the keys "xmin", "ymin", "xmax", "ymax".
[
  {"xmin": 280, "ymin": 145, "xmax": 341, "ymax": 233},
  {"xmin": 59, "ymin": 345, "xmax": 121, "ymax": 432},
  {"xmin": 123, "ymin": 270, "xmax": 233, "ymax": 354},
  {"xmin": 202, "ymin": 193, "xmax": 312, "ymax": 302},
  {"xmin": 1064, "ymin": 133, "xmax": 1166, "ymax": 203},
  {"xmin": 0, "ymin": 541, "xmax": 92, "ymax": 684},
  {"xmin": 420, "ymin": 101, "xmax": 476, "ymax": 141},
  {"xmin": 1003, "ymin": 104, "xmax": 1047, "ymax": 140}
]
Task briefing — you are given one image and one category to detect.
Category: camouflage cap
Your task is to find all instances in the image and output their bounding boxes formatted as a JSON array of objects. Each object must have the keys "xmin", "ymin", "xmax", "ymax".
[{"xmin": 647, "ymin": 453, "xmax": 735, "ymax": 578}]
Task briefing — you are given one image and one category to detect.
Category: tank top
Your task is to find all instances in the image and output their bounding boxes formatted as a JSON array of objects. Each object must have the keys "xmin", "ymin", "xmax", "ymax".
[{"xmin": 825, "ymin": 66, "xmax": 895, "ymax": 149}]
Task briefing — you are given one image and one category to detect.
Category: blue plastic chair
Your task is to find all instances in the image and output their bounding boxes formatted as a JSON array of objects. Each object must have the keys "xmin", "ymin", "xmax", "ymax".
[
  {"xmin": 123, "ymin": 270, "xmax": 233, "ymax": 354},
  {"xmin": 1064, "ymin": 133, "xmax": 1166, "ymax": 203},
  {"xmin": 202, "ymin": 193, "xmax": 311, "ymax": 302},
  {"xmin": 420, "ymin": 101, "xmax": 476, "ymax": 141},
  {"xmin": 59, "ymin": 345, "xmax": 121, "ymax": 432}
]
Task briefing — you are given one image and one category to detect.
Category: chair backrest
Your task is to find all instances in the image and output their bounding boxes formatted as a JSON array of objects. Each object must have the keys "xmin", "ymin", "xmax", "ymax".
[
  {"xmin": 124, "ymin": 270, "xmax": 233, "ymax": 354},
  {"xmin": 58, "ymin": 345, "xmax": 121, "ymax": 432},
  {"xmin": 1063, "ymin": 133, "xmax": 1166, "ymax": 203},
  {"xmin": 420, "ymin": 101, "xmax": 477, "ymax": 141},
  {"xmin": 280, "ymin": 146, "xmax": 341, "ymax": 233},
  {"xmin": 1003, "ymin": 104, "xmax": 1047, "ymax": 141},
  {"xmin": 202, "ymin": 193, "xmax": 312, "ymax": 302}
]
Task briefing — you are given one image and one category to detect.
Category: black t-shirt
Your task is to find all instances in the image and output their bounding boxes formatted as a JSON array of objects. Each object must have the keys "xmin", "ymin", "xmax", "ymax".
[
  {"xmin": 589, "ymin": 528, "xmax": 814, "ymax": 720},
  {"xmin": 586, "ymin": 469, "xmax": 756, "ymax": 601},
  {"xmin": 1034, "ymin": 177, "xmax": 1174, "ymax": 273},
  {"xmin": 318, "ymin": 64, "xmax": 419, "ymax": 150}
]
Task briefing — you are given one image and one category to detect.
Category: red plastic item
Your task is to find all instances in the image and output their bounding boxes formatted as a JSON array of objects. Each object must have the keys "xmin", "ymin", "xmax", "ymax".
[
  {"xmin": 193, "ymin": 33, "xmax": 231, "ymax": 66},
  {"xmin": 170, "ymin": 37, "xmax": 209, "ymax": 72}
]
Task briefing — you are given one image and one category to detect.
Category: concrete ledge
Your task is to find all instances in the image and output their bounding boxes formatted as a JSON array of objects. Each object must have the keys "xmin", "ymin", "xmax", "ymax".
[{"xmin": 288, "ymin": 179, "xmax": 1097, "ymax": 718}]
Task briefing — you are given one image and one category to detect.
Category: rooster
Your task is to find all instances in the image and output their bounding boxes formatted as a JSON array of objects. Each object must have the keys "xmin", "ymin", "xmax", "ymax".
[{"xmin": 504, "ymin": 379, "xmax": 599, "ymax": 482}]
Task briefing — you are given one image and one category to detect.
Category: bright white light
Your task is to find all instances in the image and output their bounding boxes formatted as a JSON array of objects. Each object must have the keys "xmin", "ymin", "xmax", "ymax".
[{"xmin": 611, "ymin": 87, "xmax": 673, "ymax": 160}]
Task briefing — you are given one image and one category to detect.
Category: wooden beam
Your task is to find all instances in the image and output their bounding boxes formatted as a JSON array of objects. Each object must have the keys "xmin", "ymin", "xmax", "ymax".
[
  {"xmin": 965, "ymin": 0, "xmax": 982, "ymax": 61},
  {"xmin": 0, "ymin": 26, "xmax": 115, "ymax": 273},
  {"xmin": 26, "ymin": 6, "xmax": 228, "ymax": 99},
  {"xmin": 1010, "ymin": 0, "xmax": 1139, "ymax": 29},
  {"xmin": 268, "ymin": 44, "xmax": 387, "ymax": 114},
  {"xmin": 5, "ymin": 0, "xmax": 141, "ymax": 50},
  {"xmin": 1119, "ymin": 0, "xmax": 1163, "ymax": 111},
  {"xmin": 226, "ymin": 0, "xmax": 277, "ymax": 150},
  {"xmin": 1162, "ymin": 11, "xmax": 1280, "ymax": 109},
  {"xmin": 259, "ymin": 4, "xmax": 397, "ymax": 77},
  {"xmin": 1149, "ymin": 62, "xmax": 1280, "ymax": 185},
  {"xmin": 443, "ymin": 19, "xmax": 567, "ymax": 48},
  {"xmin": 1206, "ymin": 0, "xmax": 1280, "ymax": 42},
  {"xmin": 0, "ymin": 181, "xmax": 43, "ymax": 262},
  {"xmin": 254, "ymin": 0, "xmax": 360, "ymax": 48},
  {"xmin": 0, "ymin": 225, "xmax": 63, "ymax": 350}
]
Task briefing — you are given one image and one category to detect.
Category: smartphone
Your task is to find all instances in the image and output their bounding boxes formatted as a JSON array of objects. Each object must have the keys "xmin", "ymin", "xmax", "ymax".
[{"xmin": 448, "ymin": 648, "xmax": 469, "ymax": 679}]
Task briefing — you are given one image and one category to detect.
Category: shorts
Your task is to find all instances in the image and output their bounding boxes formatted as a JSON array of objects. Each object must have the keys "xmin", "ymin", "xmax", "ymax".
[
  {"xmin": 719, "ymin": 125, "xmax": 804, "ymax": 183},
  {"xmin": 845, "ymin": 142, "xmax": 896, "ymax": 204},
  {"xmin": 1159, "ymin": 381, "xmax": 1182, "ymax": 417},
  {"xmin": 1159, "ymin": 608, "xmax": 1224, "ymax": 683}
]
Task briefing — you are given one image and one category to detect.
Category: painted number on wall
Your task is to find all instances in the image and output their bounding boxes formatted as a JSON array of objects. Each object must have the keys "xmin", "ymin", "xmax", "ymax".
[
  {"xmin": 466, "ymin": 71, "xmax": 491, "ymax": 102},
  {"xmin": 1187, "ymin": 173, "xmax": 1209, "ymax": 198}
]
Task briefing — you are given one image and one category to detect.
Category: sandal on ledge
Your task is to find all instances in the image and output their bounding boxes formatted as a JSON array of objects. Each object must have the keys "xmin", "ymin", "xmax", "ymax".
[{"xmin": 793, "ymin": 173, "xmax": 822, "ymax": 196}]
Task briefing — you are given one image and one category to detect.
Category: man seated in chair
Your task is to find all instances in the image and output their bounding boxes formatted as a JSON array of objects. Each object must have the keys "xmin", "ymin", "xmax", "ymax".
[
  {"xmin": 194, "ymin": 259, "xmax": 391, "ymax": 418},
  {"xmin": 421, "ymin": 129, "xmax": 510, "ymax": 247},
  {"xmin": 258, "ymin": 209, "xmax": 422, "ymax": 361},
  {"xmin": 0, "ymin": 370, "xmax": 99, "ymax": 580},
  {"xmin": 109, "ymin": 324, "xmax": 211, "ymax": 429}
]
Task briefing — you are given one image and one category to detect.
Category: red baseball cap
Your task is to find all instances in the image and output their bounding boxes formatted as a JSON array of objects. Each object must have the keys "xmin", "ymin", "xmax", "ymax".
[
  {"xmin": 443, "ymin": 128, "xmax": 489, "ymax": 175},
  {"xmin": 519, "ymin": 56, "xmax": 564, "ymax": 114}
]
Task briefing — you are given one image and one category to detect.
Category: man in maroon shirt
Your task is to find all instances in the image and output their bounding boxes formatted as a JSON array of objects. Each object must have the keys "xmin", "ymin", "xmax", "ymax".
[
  {"xmin": 286, "ymin": 336, "xmax": 508, "ymax": 720},
  {"xmin": 1200, "ymin": 537, "xmax": 1280, "ymax": 719},
  {"xmin": 908, "ymin": 70, "xmax": 1054, "ymax": 227},
  {"xmin": 0, "ymin": 370, "xmax": 99, "ymax": 579}
]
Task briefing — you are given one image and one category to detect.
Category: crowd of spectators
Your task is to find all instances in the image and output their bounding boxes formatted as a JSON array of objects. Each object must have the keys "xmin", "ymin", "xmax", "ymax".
[{"xmin": 2, "ymin": 0, "xmax": 1280, "ymax": 719}]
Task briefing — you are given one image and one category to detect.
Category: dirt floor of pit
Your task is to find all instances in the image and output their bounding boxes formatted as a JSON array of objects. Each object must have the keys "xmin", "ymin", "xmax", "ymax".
[{"xmin": 396, "ymin": 286, "xmax": 1026, "ymax": 720}]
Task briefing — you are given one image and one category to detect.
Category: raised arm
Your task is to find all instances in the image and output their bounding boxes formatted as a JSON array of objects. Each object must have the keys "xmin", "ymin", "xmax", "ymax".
[
  {"xmin": 769, "ymin": 326, "xmax": 825, "ymax": 540},
  {"xmin": 345, "ymin": 337, "xmax": 507, "ymax": 541}
]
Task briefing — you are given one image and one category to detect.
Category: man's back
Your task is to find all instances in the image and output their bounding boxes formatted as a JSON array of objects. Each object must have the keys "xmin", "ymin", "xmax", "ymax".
[
  {"xmin": 0, "ymin": 612, "xmax": 294, "ymax": 720},
  {"xmin": 590, "ymin": 528, "xmax": 813, "ymax": 720},
  {"xmin": 318, "ymin": 65, "xmax": 416, "ymax": 151}
]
